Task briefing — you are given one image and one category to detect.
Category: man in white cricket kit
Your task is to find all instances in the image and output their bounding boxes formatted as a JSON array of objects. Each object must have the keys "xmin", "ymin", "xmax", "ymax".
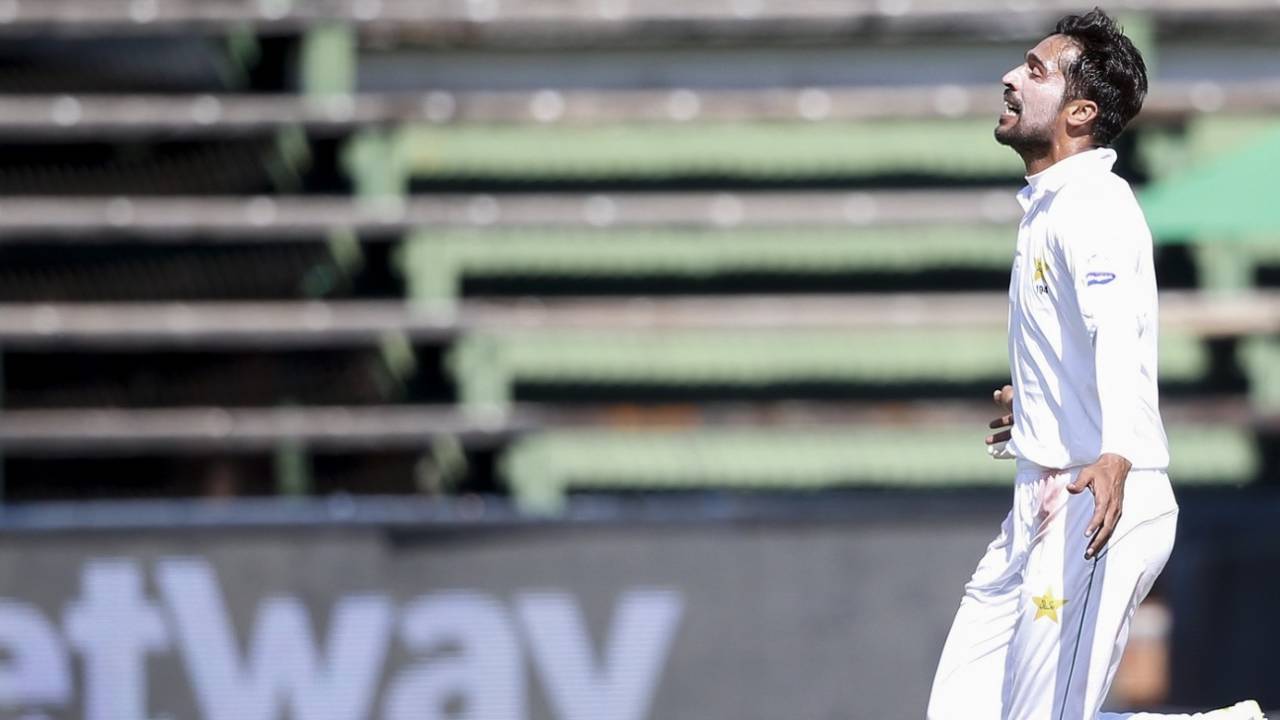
[{"xmin": 926, "ymin": 9, "xmax": 1264, "ymax": 720}]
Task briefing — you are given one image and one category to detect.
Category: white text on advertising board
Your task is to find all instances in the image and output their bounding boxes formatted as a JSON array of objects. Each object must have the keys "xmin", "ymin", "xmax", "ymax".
[{"xmin": 0, "ymin": 558, "xmax": 685, "ymax": 720}]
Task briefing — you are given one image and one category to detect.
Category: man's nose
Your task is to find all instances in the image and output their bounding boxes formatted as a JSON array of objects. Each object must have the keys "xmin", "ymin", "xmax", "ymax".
[{"xmin": 1001, "ymin": 70, "xmax": 1019, "ymax": 89}]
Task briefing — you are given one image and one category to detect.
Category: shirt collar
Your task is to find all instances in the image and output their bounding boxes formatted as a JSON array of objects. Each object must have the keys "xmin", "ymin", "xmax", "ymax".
[{"xmin": 1015, "ymin": 147, "xmax": 1118, "ymax": 210}]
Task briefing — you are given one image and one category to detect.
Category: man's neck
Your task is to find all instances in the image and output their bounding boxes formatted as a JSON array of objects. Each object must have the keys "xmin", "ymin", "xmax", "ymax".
[{"xmin": 1021, "ymin": 140, "xmax": 1098, "ymax": 176}]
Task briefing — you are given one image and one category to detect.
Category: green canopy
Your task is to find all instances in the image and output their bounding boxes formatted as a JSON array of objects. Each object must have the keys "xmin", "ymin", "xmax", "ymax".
[{"xmin": 1141, "ymin": 125, "xmax": 1280, "ymax": 240}]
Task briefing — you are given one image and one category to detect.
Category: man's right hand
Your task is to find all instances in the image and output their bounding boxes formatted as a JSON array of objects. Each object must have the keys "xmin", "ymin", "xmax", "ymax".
[{"xmin": 986, "ymin": 384, "xmax": 1014, "ymax": 446}]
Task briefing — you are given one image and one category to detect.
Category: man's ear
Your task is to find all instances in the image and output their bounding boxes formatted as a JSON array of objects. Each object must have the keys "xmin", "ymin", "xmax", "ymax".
[{"xmin": 1065, "ymin": 98, "xmax": 1098, "ymax": 134}]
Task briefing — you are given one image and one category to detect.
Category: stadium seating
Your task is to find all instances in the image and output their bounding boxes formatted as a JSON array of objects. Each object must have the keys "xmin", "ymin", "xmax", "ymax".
[
  {"xmin": 501, "ymin": 424, "xmax": 1259, "ymax": 513},
  {"xmin": 0, "ymin": 0, "xmax": 1277, "ymax": 506}
]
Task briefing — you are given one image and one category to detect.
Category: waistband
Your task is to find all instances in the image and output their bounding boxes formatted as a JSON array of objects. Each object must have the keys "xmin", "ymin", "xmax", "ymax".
[
  {"xmin": 1014, "ymin": 457, "xmax": 1168, "ymax": 480},
  {"xmin": 1015, "ymin": 458, "xmax": 1068, "ymax": 476}
]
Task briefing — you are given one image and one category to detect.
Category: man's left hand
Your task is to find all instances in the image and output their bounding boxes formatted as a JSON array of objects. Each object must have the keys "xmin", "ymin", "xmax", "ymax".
[{"xmin": 1067, "ymin": 453, "xmax": 1132, "ymax": 560}]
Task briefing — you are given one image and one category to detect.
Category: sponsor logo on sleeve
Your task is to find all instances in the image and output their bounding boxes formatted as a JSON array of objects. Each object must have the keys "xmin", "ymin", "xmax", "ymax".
[{"xmin": 1085, "ymin": 271, "xmax": 1116, "ymax": 286}]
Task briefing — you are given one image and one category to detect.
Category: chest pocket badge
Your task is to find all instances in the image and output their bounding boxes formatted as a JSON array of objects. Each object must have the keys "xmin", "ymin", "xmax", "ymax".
[{"xmin": 1032, "ymin": 258, "xmax": 1050, "ymax": 295}]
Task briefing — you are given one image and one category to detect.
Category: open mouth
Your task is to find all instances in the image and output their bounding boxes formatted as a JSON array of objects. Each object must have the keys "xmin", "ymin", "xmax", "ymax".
[{"xmin": 1002, "ymin": 95, "xmax": 1022, "ymax": 117}]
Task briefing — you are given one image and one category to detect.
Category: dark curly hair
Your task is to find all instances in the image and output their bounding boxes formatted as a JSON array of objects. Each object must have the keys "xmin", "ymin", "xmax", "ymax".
[{"xmin": 1054, "ymin": 8, "xmax": 1148, "ymax": 146}]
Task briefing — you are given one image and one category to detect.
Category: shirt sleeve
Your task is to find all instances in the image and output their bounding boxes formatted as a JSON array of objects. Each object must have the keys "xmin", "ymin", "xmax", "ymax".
[{"xmin": 1056, "ymin": 191, "xmax": 1147, "ymax": 463}]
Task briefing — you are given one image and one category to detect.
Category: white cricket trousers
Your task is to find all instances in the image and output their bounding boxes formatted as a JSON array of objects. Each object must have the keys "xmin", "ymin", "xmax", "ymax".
[{"xmin": 928, "ymin": 462, "xmax": 1180, "ymax": 720}]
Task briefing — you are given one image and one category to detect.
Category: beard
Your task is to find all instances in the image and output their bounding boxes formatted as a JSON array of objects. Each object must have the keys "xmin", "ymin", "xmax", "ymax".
[{"xmin": 995, "ymin": 114, "xmax": 1053, "ymax": 156}]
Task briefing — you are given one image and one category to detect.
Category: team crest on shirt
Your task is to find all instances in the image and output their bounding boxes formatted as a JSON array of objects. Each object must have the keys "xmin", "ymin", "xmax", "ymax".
[
  {"xmin": 1032, "ymin": 258, "xmax": 1050, "ymax": 295},
  {"xmin": 1032, "ymin": 586, "xmax": 1068, "ymax": 622}
]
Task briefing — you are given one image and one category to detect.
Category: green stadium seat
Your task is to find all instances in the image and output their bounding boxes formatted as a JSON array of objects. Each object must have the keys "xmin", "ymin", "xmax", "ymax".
[
  {"xmin": 1138, "ymin": 116, "xmax": 1280, "ymax": 182},
  {"xmin": 499, "ymin": 424, "xmax": 1260, "ymax": 513},
  {"xmin": 345, "ymin": 120, "xmax": 1024, "ymax": 194},
  {"xmin": 1241, "ymin": 337, "xmax": 1280, "ymax": 411},
  {"xmin": 400, "ymin": 226, "xmax": 1015, "ymax": 302},
  {"xmin": 1140, "ymin": 120, "xmax": 1280, "ymax": 291},
  {"xmin": 446, "ymin": 328, "xmax": 1209, "ymax": 408}
]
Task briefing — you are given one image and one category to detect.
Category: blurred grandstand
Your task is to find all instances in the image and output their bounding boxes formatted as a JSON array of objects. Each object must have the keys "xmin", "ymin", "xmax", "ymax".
[
  {"xmin": 0, "ymin": 1, "xmax": 1278, "ymax": 716},
  {"xmin": 0, "ymin": 0, "xmax": 1275, "ymax": 509}
]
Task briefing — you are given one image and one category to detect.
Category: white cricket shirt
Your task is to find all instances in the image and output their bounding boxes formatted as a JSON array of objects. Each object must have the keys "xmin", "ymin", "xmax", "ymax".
[{"xmin": 1005, "ymin": 147, "xmax": 1170, "ymax": 471}]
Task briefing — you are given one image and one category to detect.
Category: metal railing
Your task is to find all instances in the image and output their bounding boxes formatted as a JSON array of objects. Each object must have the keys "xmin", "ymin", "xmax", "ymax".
[
  {"xmin": 3, "ymin": 0, "xmax": 1277, "ymax": 36},
  {"xmin": 0, "ymin": 397, "xmax": 1259, "ymax": 454},
  {"xmin": 0, "ymin": 82, "xmax": 1273, "ymax": 137},
  {"xmin": 0, "ymin": 191, "xmax": 1022, "ymax": 239},
  {"xmin": 0, "ymin": 292, "xmax": 1274, "ymax": 347}
]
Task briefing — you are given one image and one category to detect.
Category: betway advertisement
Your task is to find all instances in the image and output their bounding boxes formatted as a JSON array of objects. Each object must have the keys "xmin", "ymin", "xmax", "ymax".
[{"xmin": 0, "ymin": 517, "xmax": 994, "ymax": 720}]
